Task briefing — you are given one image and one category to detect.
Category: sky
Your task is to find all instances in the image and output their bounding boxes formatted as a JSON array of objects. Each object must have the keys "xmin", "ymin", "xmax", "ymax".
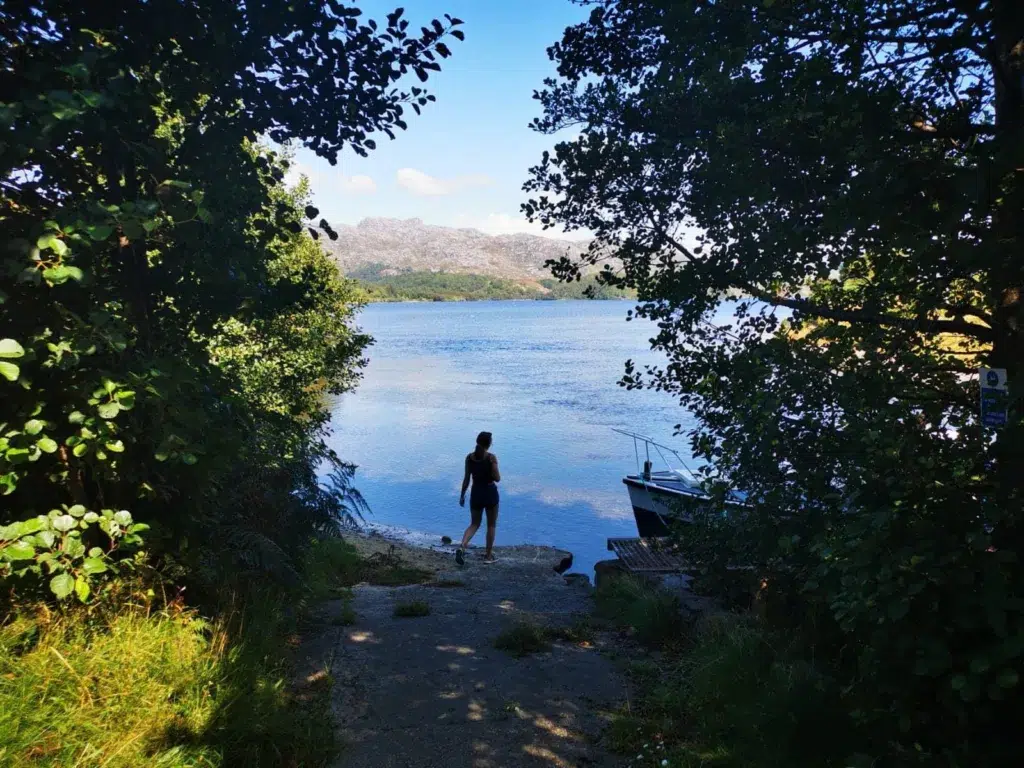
[{"xmin": 285, "ymin": 0, "xmax": 592, "ymax": 240}]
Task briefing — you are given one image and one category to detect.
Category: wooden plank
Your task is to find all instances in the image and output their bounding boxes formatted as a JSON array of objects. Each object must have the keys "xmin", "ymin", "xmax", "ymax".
[{"xmin": 606, "ymin": 537, "xmax": 690, "ymax": 573}]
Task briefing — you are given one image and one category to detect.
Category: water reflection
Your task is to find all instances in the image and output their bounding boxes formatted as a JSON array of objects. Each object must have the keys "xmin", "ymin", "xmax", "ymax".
[{"xmin": 326, "ymin": 300, "xmax": 701, "ymax": 576}]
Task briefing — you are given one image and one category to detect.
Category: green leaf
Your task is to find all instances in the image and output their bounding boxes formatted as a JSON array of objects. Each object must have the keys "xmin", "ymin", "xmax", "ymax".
[
  {"xmin": 37, "ymin": 233, "xmax": 69, "ymax": 256},
  {"xmin": 113, "ymin": 510, "xmax": 132, "ymax": 526},
  {"xmin": 72, "ymin": 442, "xmax": 89, "ymax": 458},
  {"xmin": 4, "ymin": 541, "xmax": 36, "ymax": 561},
  {"xmin": 105, "ymin": 440, "xmax": 125, "ymax": 453},
  {"xmin": 50, "ymin": 572, "xmax": 75, "ymax": 599},
  {"xmin": 0, "ymin": 361, "xmax": 19, "ymax": 382},
  {"xmin": 115, "ymin": 390, "xmax": 136, "ymax": 409},
  {"xmin": 19, "ymin": 518, "xmax": 44, "ymax": 534},
  {"xmin": 997, "ymin": 669, "xmax": 1019, "ymax": 689},
  {"xmin": 0, "ymin": 339, "xmax": 25, "ymax": 359},
  {"xmin": 89, "ymin": 547, "xmax": 103, "ymax": 557},
  {"xmin": 68, "ymin": 504, "xmax": 86, "ymax": 517},
  {"xmin": 37, "ymin": 436, "xmax": 58, "ymax": 453},
  {"xmin": 64, "ymin": 537, "xmax": 86, "ymax": 558},
  {"xmin": 68, "ymin": 411, "xmax": 86, "ymax": 425},
  {"xmin": 36, "ymin": 531, "xmax": 56, "ymax": 548},
  {"xmin": 85, "ymin": 224, "xmax": 114, "ymax": 241},
  {"xmin": 128, "ymin": 523, "xmax": 150, "ymax": 534},
  {"xmin": 42, "ymin": 265, "xmax": 83, "ymax": 285},
  {"xmin": 75, "ymin": 576, "xmax": 91, "ymax": 602},
  {"xmin": 182, "ymin": 453, "xmax": 198, "ymax": 465},
  {"xmin": 97, "ymin": 402, "xmax": 120, "ymax": 420},
  {"xmin": 81, "ymin": 557, "xmax": 108, "ymax": 575},
  {"xmin": 887, "ymin": 599, "xmax": 909, "ymax": 621},
  {"xmin": 83, "ymin": 512, "xmax": 99, "ymax": 523},
  {"xmin": 121, "ymin": 220, "xmax": 144, "ymax": 240},
  {"xmin": 52, "ymin": 515, "xmax": 76, "ymax": 532},
  {"xmin": 24, "ymin": 419, "xmax": 45, "ymax": 435}
]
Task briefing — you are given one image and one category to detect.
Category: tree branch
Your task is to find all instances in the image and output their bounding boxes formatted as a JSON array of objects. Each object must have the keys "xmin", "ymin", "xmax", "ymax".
[{"xmin": 649, "ymin": 218, "xmax": 996, "ymax": 343}]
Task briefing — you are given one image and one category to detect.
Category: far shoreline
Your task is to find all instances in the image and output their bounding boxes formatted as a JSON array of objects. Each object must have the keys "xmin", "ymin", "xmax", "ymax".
[{"xmin": 360, "ymin": 296, "xmax": 636, "ymax": 305}]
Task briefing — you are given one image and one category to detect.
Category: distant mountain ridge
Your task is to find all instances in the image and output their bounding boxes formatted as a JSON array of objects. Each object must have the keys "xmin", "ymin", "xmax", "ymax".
[{"xmin": 320, "ymin": 217, "xmax": 591, "ymax": 282}]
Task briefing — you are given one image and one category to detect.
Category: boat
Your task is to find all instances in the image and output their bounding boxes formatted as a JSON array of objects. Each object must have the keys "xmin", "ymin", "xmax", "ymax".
[{"xmin": 615, "ymin": 429, "xmax": 747, "ymax": 537}]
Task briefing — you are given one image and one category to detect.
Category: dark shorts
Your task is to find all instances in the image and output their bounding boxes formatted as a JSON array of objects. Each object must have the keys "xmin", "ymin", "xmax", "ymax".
[{"xmin": 470, "ymin": 484, "xmax": 499, "ymax": 525}]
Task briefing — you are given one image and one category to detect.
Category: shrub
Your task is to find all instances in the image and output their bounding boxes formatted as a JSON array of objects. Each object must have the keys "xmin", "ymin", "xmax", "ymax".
[
  {"xmin": 494, "ymin": 622, "xmax": 552, "ymax": 657},
  {"xmin": 595, "ymin": 575, "xmax": 685, "ymax": 647},
  {"xmin": 608, "ymin": 615, "xmax": 852, "ymax": 767}
]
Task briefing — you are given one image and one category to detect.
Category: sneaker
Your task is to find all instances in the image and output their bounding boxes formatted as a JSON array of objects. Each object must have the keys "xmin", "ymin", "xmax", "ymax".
[
  {"xmin": 482, "ymin": 554, "xmax": 497, "ymax": 564},
  {"xmin": 455, "ymin": 549, "xmax": 465, "ymax": 566}
]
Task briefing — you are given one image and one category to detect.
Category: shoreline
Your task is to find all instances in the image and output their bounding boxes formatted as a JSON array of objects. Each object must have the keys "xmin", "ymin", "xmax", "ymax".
[
  {"xmin": 342, "ymin": 521, "xmax": 578, "ymax": 578},
  {"xmin": 359, "ymin": 296, "xmax": 635, "ymax": 305}
]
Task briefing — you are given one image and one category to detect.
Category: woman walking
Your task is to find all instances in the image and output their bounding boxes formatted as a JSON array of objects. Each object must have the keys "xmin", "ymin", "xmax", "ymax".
[{"xmin": 456, "ymin": 431, "xmax": 500, "ymax": 565}]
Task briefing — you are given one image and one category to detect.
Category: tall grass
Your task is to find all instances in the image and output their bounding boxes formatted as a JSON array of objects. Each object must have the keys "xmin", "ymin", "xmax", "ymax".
[
  {"xmin": 598, "ymin": 576, "xmax": 852, "ymax": 767},
  {"xmin": 0, "ymin": 555, "xmax": 348, "ymax": 767},
  {"xmin": 595, "ymin": 574, "xmax": 685, "ymax": 647}
]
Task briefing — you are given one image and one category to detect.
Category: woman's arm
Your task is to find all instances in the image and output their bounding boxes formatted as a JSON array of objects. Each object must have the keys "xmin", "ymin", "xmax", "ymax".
[
  {"xmin": 489, "ymin": 454, "xmax": 501, "ymax": 483},
  {"xmin": 459, "ymin": 456, "xmax": 471, "ymax": 505}
]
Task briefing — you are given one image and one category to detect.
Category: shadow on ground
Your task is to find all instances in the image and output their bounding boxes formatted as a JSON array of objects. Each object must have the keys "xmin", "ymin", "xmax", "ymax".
[{"xmin": 298, "ymin": 545, "xmax": 627, "ymax": 768}]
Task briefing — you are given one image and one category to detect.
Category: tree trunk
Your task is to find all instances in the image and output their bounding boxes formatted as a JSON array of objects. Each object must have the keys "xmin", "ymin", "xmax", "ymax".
[{"xmin": 989, "ymin": 0, "xmax": 1024, "ymax": 512}]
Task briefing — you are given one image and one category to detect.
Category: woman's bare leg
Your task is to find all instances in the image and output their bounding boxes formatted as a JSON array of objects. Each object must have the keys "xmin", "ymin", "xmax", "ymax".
[
  {"xmin": 484, "ymin": 505, "xmax": 498, "ymax": 558},
  {"xmin": 460, "ymin": 522, "xmax": 479, "ymax": 551}
]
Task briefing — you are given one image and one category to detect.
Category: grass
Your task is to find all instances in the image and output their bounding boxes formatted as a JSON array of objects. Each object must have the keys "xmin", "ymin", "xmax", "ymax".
[
  {"xmin": 393, "ymin": 600, "xmax": 431, "ymax": 618},
  {"xmin": 0, "ymin": 595, "xmax": 336, "ymax": 768},
  {"xmin": 303, "ymin": 538, "xmax": 432, "ymax": 590},
  {"xmin": 544, "ymin": 615, "xmax": 597, "ymax": 646},
  {"xmin": 494, "ymin": 622, "xmax": 551, "ymax": 657},
  {"xmin": 331, "ymin": 602, "xmax": 357, "ymax": 626},
  {"xmin": 601, "ymin": 608, "xmax": 853, "ymax": 768},
  {"xmin": 494, "ymin": 616, "xmax": 598, "ymax": 657},
  {"xmin": 429, "ymin": 578, "xmax": 467, "ymax": 588},
  {"xmin": 0, "ymin": 536, "xmax": 439, "ymax": 766},
  {"xmin": 594, "ymin": 574, "xmax": 686, "ymax": 647},
  {"xmin": 0, "ymin": 537, "xmax": 396, "ymax": 767}
]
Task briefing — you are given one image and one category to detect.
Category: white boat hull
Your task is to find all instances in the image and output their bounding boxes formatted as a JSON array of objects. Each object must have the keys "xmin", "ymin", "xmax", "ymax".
[{"xmin": 624, "ymin": 478, "xmax": 698, "ymax": 537}]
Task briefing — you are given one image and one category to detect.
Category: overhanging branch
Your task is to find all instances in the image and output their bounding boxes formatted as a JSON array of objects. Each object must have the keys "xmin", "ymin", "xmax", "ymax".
[{"xmin": 648, "ymin": 218, "xmax": 996, "ymax": 343}]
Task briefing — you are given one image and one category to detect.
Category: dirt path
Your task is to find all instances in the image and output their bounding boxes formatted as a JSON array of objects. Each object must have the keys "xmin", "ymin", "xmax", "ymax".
[{"xmin": 299, "ymin": 541, "xmax": 627, "ymax": 768}]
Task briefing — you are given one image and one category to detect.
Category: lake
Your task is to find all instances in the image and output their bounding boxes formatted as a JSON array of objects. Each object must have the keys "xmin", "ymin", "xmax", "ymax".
[{"xmin": 326, "ymin": 300, "xmax": 702, "ymax": 577}]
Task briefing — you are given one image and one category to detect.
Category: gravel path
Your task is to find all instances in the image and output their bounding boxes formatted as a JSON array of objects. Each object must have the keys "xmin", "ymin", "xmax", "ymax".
[{"xmin": 298, "ymin": 541, "xmax": 627, "ymax": 768}]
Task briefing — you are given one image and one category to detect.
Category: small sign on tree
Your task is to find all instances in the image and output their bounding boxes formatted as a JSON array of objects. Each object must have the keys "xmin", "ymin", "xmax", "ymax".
[{"xmin": 979, "ymin": 367, "xmax": 1009, "ymax": 428}]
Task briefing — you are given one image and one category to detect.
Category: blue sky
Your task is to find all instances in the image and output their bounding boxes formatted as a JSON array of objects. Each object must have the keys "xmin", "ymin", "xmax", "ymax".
[{"xmin": 287, "ymin": 0, "xmax": 591, "ymax": 239}]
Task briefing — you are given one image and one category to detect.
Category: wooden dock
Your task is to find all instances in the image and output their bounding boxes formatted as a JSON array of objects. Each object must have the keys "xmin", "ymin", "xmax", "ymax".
[{"xmin": 606, "ymin": 537, "xmax": 691, "ymax": 574}]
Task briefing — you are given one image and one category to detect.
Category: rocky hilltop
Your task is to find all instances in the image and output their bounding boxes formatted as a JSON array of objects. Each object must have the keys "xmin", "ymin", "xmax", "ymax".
[{"xmin": 320, "ymin": 217, "xmax": 591, "ymax": 281}]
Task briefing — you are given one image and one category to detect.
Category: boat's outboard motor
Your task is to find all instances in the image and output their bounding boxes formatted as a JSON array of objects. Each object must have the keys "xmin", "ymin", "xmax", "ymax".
[{"xmin": 642, "ymin": 460, "xmax": 652, "ymax": 481}]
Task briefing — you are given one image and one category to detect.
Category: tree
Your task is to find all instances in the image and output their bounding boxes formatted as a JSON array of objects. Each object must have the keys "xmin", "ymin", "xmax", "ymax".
[
  {"xmin": 0, "ymin": 2, "xmax": 464, "ymax": 598},
  {"xmin": 526, "ymin": 1, "xmax": 1022, "ymax": 763}
]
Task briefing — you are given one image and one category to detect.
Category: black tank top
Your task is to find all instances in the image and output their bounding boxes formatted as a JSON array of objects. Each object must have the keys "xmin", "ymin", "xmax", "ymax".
[{"xmin": 468, "ymin": 453, "xmax": 493, "ymax": 486}]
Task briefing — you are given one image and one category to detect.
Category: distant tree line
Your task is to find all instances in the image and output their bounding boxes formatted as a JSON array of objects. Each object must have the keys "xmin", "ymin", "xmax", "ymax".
[{"xmin": 349, "ymin": 266, "xmax": 634, "ymax": 302}]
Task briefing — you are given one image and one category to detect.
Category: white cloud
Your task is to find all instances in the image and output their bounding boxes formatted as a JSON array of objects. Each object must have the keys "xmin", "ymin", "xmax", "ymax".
[
  {"xmin": 396, "ymin": 167, "xmax": 494, "ymax": 196},
  {"xmin": 341, "ymin": 175, "xmax": 377, "ymax": 194},
  {"xmin": 285, "ymin": 161, "xmax": 377, "ymax": 196},
  {"xmin": 451, "ymin": 212, "xmax": 592, "ymax": 241}
]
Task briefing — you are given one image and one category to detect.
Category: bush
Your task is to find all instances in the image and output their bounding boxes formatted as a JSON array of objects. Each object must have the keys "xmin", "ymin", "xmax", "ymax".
[
  {"xmin": 608, "ymin": 615, "xmax": 852, "ymax": 768},
  {"xmin": 595, "ymin": 575, "xmax": 686, "ymax": 647}
]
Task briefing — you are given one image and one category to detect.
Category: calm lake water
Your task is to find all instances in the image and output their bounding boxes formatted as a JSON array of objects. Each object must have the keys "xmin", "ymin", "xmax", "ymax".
[{"xmin": 326, "ymin": 300, "xmax": 703, "ymax": 577}]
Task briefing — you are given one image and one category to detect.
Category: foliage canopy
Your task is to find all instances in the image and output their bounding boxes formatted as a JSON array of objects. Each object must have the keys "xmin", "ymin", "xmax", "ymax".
[
  {"xmin": 528, "ymin": 0, "xmax": 1023, "ymax": 763},
  {"xmin": 0, "ymin": 1, "xmax": 463, "ymax": 598}
]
